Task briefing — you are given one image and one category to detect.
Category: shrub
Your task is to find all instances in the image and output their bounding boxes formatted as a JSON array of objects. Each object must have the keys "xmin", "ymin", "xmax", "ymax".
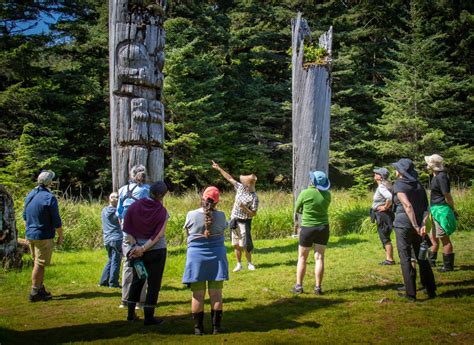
[{"xmin": 13, "ymin": 188, "xmax": 472, "ymax": 250}]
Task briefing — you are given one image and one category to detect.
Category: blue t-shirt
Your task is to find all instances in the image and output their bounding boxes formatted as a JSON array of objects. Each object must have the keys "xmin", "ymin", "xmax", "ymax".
[
  {"xmin": 23, "ymin": 186, "xmax": 62, "ymax": 240},
  {"xmin": 116, "ymin": 182, "xmax": 150, "ymax": 221}
]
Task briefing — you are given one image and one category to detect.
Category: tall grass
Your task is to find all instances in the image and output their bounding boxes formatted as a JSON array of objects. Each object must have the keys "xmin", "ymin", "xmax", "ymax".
[{"xmin": 13, "ymin": 188, "xmax": 473, "ymax": 250}]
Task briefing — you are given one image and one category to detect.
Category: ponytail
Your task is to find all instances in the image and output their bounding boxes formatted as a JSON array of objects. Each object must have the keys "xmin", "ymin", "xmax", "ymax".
[{"xmin": 202, "ymin": 198, "xmax": 216, "ymax": 238}]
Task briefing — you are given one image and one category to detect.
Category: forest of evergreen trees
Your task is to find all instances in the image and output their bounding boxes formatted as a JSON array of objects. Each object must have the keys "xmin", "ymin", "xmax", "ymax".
[{"xmin": 0, "ymin": 1, "xmax": 472, "ymax": 194}]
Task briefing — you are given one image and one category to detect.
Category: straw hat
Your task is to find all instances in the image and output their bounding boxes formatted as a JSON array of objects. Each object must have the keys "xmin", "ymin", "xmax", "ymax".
[
  {"xmin": 239, "ymin": 174, "xmax": 257, "ymax": 192},
  {"xmin": 424, "ymin": 154, "xmax": 444, "ymax": 172}
]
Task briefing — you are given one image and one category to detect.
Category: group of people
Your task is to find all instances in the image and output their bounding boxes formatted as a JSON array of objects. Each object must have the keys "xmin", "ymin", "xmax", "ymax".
[
  {"xmin": 98, "ymin": 161, "xmax": 259, "ymax": 333},
  {"xmin": 370, "ymin": 155, "xmax": 458, "ymax": 301},
  {"xmin": 21, "ymin": 153, "xmax": 458, "ymax": 334}
]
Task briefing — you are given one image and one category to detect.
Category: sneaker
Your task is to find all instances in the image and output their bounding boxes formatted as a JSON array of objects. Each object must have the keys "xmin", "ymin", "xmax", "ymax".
[
  {"xmin": 233, "ymin": 264, "xmax": 242, "ymax": 272},
  {"xmin": 119, "ymin": 302, "xmax": 127, "ymax": 308},
  {"xmin": 314, "ymin": 286, "xmax": 323, "ymax": 295},
  {"xmin": 39, "ymin": 286, "xmax": 52, "ymax": 298},
  {"xmin": 291, "ymin": 284, "xmax": 304, "ymax": 294},
  {"xmin": 380, "ymin": 260, "xmax": 395, "ymax": 265},
  {"xmin": 247, "ymin": 263, "xmax": 256, "ymax": 271},
  {"xmin": 136, "ymin": 303, "xmax": 144, "ymax": 310}
]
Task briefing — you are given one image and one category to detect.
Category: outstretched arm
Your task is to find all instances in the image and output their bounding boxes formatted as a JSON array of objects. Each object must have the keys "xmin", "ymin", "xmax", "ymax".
[{"xmin": 212, "ymin": 160, "xmax": 237, "ymax": 185}]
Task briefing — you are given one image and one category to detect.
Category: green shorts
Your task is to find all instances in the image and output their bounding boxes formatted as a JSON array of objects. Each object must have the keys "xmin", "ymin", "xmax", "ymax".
[{"xmin": 190, "ymin": 280, "xmax": 224, "ymax": 291}]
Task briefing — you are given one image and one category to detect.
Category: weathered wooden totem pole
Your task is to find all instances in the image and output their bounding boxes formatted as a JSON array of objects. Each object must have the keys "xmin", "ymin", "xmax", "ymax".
[
  {"xmin": 291, "ymin": 13, "xmax": 333, "ymax": 228},
  {"xmin": 0, "ymin": 185, "xmax": 28, "ymax": 270},
  {"xmin": 109, "ymin": 0, "xmax": 166, "ymax": 190}
]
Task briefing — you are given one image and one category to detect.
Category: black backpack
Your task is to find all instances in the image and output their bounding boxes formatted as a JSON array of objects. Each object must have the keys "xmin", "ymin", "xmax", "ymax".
[{"xmin": 123, "ymin": 184, "xmax": 138, "ymax": 202}]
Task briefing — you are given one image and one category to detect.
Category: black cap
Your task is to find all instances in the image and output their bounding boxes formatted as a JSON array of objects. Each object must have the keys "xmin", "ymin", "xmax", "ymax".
[{"xmin": 150, "ymin": 181, "xmax": 168, "ymax": 197}]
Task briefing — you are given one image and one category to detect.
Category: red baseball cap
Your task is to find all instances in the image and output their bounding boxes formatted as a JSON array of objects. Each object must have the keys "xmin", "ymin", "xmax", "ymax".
[{"xmin": 203, "ymin": 186, "xmax": 219, "ymax": 203}]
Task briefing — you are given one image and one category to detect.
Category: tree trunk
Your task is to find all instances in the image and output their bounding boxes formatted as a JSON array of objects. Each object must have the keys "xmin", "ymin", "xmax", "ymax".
[
  {"xmin": 109, "ymin": 0, "xmax": 166, "ymax": 190},
  {"xmin": 291, "ymin": 13, "xmax": 332, "ymax": 228}
]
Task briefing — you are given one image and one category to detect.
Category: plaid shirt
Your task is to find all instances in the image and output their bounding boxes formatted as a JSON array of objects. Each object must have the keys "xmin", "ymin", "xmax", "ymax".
[{"xmin": 231, "ymin": 182, "xmax": 259, "ymax": 220}]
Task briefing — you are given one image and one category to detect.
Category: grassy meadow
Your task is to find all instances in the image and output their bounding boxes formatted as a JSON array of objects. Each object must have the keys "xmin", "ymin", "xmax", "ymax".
[
  {"xmin": 13, "ymin": 188, "xmax": 474, "ymax": 250},
  {"xmin": 0, "ymin": 232, "xmax": 473, "ymax": 344}
]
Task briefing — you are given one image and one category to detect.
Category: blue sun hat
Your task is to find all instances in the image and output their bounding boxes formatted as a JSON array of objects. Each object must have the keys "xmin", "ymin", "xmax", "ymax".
[{"xmin": 309, "ymin": 171, "xmax": 331, "ymax": 191}]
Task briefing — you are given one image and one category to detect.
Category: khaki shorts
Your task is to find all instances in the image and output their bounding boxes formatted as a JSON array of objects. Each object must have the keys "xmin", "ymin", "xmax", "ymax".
[
  {"xmin": 29, "ymin": 239, "xmax": 54, "ymax": 266},
  {"xmin": 432, "ymin": 219, "xmax": 446, "ymax": 238},
  {"xmin": 231, "ymin": 221, "xmax": 247, "ymax": 247}
]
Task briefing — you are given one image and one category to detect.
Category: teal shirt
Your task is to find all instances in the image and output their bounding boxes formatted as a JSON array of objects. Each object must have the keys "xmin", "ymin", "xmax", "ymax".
[{"xmin": 295, "ymin": 186, "xmax": 331, "ymax": 227}]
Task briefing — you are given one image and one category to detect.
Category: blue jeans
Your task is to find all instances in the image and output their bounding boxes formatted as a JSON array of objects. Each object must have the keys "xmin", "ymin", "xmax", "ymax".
[{"xmin": 100, "ymin": 240, "xmax": 122, "ymax": 287}]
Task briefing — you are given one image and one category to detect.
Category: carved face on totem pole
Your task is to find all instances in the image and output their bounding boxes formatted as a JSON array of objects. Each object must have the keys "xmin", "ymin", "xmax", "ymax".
[{"xmin": 110, "ymin": 1, "xmax": 166, "ymax": 189}]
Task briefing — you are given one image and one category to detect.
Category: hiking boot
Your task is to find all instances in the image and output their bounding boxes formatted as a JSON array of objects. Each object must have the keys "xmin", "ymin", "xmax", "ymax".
[
  {"xmin": 314, "ymin": 286, "xmax": 324, "ymax": 295},
  {"xmin": 438, "ymin": 253, "xmax": 454, "ymax": 272},
  {"xmin": 29, "ymin": 287, "xmax": 52, "ymax": 302},
  {"xmin": 193, "ymin": 311, "xmax": 204, "ymax": 335},
  {"xmin": 397, "ymin": 292, "xmax": 416, "ymax": 302},
  {"xmin": 380, "ymin": 260, "xmax": 395, "ymax": 265},
  {"xmin": 211, "ymin": 309, "xmax": 223, "ymax": 334}
]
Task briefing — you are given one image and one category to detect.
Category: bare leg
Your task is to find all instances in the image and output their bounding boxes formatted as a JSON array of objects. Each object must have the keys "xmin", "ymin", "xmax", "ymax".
[
  {"xmin": 314, "ymin": 244, "xmax": 326, "ymax": 287},
  {"xmin": 385, "ymin": 242, "xmax": 394, "ymax": 262},
  {"xmin": 244, "ymin": 249, "xmax": 252, "ymax": 263},
  {"xmin": 429, "ymin": 231, "xmax": 439, "ymax": 254},
  {"xmin": 440, "ymin": 235, "xmax": 453, "ymax": 254},
  {"xmin": 32, "ymin": 264, "xmax": 45, "ymax": 289},
  {"xmin": 209, "ymin": 288, "xmax": 223, "ymax": 310},
  {"xmin": 296, "ymin": 246, "xmax": 310, "ymax": 286},
  {"xmin": 191, "ymin": 290, "xmax": 205, "ymax": 313},
  {"xmin": 234, "ymin": 245, "xmax": 242, "ymax": 263}
]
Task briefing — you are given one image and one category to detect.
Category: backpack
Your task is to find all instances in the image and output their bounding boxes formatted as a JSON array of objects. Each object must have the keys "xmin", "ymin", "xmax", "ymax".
[{"xmin": 123, "ymin": 184, "xmax": 138, "ymax": 202}]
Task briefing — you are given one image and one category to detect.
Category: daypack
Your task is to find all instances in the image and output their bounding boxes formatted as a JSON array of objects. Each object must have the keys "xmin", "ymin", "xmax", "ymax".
[{"xmin": 123, "ymin": 184, "xmax": 138, "ymax": 202}]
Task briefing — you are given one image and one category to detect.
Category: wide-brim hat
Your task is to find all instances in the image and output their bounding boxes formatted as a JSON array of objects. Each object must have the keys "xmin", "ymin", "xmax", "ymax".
[
  {"xmin": 203, "ymin": 186, "xmax": 220, "ymax": 203},
  {"xmin": 373, "ymin": 167, "xmax": 389, "ymax": 180},
  {"xmin": 424, "ymin": 154, "xmax": 444, "ymax": 172},
  {"xmin": 310, "ymin": 171, "xmax": 331, "ymax": 191},
  {"xmin": 240, "ymin": 174, "xmax": 257, "ymax": 192},
  {"xmin": 390, "ymin": 158, "xmax": 418, "ymax": 182}
]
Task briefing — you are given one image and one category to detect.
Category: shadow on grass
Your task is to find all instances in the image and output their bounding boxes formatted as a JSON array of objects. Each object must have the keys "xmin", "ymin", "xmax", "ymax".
[
  {"xmin": 438, "ymin": 278, "xmax": 474, "ymax": 287},
  {"xmin": 457, "ymin": 265, "xmax": 474, "ymax": 271},
  {"xmin": 54, "ymin": 291, "xmax": 121, "ymax": 300},
  {"xmin": 438, "ymin": 287, "xmax": 474, "ymax": 298},
  {"xmin": 0, "ymin": 297, "xmax": 343, "ymax": 343}
]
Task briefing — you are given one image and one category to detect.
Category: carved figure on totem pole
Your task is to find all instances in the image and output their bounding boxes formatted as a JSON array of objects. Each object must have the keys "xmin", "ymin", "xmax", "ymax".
[{"xmin": 109, "ymin": 0, "xmax": 166, "ymax": 190}]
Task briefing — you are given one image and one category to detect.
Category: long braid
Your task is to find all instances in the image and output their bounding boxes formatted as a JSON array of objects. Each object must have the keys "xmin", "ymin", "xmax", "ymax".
[{"xmin": 202, "ymin": 198, "xmax": 215, "ymax": 238}]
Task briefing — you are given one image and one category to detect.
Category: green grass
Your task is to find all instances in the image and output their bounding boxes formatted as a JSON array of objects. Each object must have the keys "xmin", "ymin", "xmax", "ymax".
[
  {"xmin": 13, "ymin": 188, "xmax": 474, "ymax": 250},
  {"xmin": 1, "ymin": 232, "xmax": 473, "ymax": 344}
]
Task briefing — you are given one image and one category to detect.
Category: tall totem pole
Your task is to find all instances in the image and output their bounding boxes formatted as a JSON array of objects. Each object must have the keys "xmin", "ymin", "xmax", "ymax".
[
  {"xmin": 291, "ymin": 13, "xmax": 333, "ymax": 228},
  {"xmin": 109, "ymin": 0, "xmax": 166, "ymax": 190}
]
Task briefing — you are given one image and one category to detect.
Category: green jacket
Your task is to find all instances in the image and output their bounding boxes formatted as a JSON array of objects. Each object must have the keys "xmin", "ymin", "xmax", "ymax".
[
  {"xmin": 430, "ymin": 204, "xmax": 457, "ymax": 236},
  {"xmin": 295, "ymin": 186, "xmax": 331, "ymax": 227}
]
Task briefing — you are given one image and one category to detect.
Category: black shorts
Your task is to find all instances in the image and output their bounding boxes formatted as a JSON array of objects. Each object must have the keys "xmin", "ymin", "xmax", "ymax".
[
  {"xmin": 299, "ymin": 225, "xmax": 330, "ymax": 247},
  {"xmin": 375, "ymin": 211, "xmax": 393, "ymax": 247}
]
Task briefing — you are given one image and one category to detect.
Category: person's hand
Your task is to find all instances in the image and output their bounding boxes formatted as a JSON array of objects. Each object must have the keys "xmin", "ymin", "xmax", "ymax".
[
  {"xmin": 419, "ymin": 226, "xmax": 426, "ymax": 237},
  {"xmin": 377, "ymin": 205, "xmax": 386, "ymax": 212},
  {"xmin": 211, "ymin": 160, "xmax": 220, "ymax": 170},
  {"xmin": 130, "ymin": 246, "xmax": 145, "ymax": 258},
  {"xmin": 56, "ymin": 234, "xmax": 64, "ymax": 246}
]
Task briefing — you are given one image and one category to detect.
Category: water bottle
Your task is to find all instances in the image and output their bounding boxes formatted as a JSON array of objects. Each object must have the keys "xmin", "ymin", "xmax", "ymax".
[
  {"xmin": 133, "ymin": 259, "xmax": 148, "ymax": 280},
  {"xmin": 418, "ymin": 236, "xmax": 432, "ymax": 261}
]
